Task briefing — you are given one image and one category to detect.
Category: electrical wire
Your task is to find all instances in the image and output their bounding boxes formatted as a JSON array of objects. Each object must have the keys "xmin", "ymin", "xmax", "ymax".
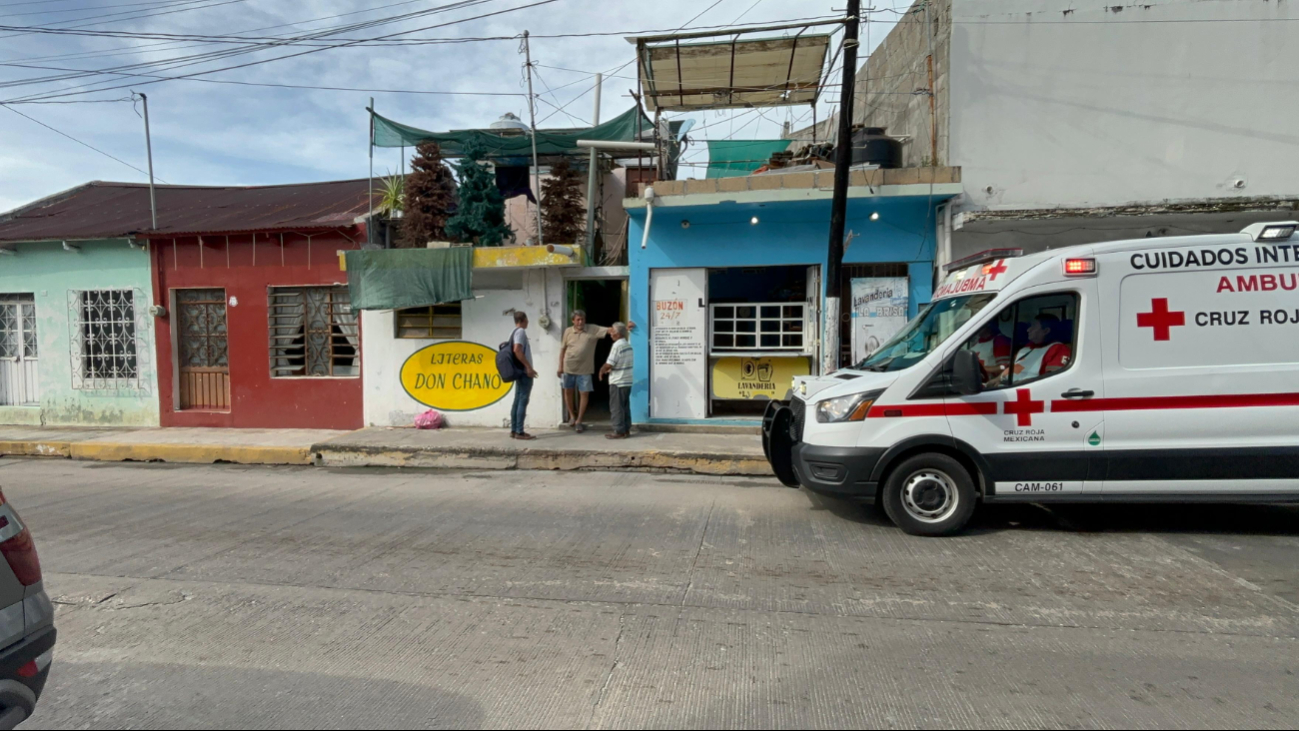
[
  {"xmin": 0, "ymin": 0, "xmax": 506, "ymax": 98},
  {"xmin": 4, "ymin": 0, "xmax": 553, "ymax": 103},
  {"xmin": 0, "ymin": 101, "xmax": 165, "ymax": 181}
]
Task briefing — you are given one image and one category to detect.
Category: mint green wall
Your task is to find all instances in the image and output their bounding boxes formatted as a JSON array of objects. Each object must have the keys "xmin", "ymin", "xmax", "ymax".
[{"xmin": 0, "ymin": 239, "xmax": 159, "ymax": 426}]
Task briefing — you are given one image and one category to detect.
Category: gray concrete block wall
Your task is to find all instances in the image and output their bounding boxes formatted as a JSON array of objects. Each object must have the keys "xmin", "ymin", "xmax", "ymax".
[{"xmin": 789, "ymin": 0, "xmax": 951, "ymax": 168}]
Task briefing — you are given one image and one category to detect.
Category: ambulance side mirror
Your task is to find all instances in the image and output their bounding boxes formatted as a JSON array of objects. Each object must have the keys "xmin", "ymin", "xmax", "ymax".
[{"xmin": 951, "ymin": 350, "xmax": 983, "ymax": 396}]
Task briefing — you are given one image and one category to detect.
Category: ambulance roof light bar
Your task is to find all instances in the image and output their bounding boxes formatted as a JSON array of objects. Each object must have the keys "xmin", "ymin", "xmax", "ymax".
[
  {"xmin": 943, "ymin": 248, "xmax": 1023, "ymax": 273},
  {"xmin": 1242, "ymin": 221, "xmax": 1298, "ymax": 242}
]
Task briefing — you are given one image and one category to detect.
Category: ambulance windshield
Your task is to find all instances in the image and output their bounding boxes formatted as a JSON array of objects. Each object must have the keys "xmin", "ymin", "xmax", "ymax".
[{"xmin": 855, "ymin": 293, "xmax": 997, "ymax": 372}]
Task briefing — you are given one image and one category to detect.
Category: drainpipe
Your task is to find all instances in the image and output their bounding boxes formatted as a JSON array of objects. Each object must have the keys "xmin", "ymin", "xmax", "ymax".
[{"xmin": 640, "ymin": 187, "xmax": 656, "ymax": 250}]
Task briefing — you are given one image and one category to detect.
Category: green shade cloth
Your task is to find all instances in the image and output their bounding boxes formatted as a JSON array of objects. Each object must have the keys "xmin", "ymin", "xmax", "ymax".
[
  {"xmin": 371, "ymin": 106, "xmax": 651, "ymax": 157},
  {"xmin": 345, "ymin": 248, "xmax": 473, "ymax": 311},
  {"xmin": 705, "ymin": 139, "xmax": 792, "ymax": 178}
]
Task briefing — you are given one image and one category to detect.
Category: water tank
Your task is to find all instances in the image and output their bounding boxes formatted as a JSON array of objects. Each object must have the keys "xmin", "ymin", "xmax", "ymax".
[
  {"xmin": 850, "ymin": 127, "xmax": 902, "ymax": 169},
  {"xmin": 490, "ymin": 113, "xmax": 529, "ymax": 131}
]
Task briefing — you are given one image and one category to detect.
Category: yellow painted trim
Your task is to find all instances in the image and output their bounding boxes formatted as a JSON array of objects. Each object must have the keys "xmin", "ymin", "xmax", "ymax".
[{"xmin": 472, "ymin": 245, "xmax": 586, "ymax": 269}]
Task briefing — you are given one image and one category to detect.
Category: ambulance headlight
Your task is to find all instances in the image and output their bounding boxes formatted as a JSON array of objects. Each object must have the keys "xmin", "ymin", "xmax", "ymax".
[{"xmin": 815, "ymin": 389, "xmax": 884, "ymax": 423}]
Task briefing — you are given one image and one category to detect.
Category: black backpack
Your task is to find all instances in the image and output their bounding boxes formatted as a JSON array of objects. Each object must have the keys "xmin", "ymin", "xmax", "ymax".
[{"xmin": 496, "ymin": 328, "xmax": 526, "ymax": 382}]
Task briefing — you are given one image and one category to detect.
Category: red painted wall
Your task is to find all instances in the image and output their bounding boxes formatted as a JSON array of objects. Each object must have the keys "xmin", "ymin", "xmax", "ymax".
[{"xmin": 150, "ymin": 230, "xmax": 364, "ymax": 429}]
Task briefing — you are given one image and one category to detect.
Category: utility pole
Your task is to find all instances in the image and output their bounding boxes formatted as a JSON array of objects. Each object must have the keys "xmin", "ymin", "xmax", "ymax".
[
  {"xmin": 925, "ymin": 0, "xmax": 937, "ymax": 165},
  {"xmin": 137, "ymin": 93, "xmax": 157, "ymax": 230},
  {"xmin": 584, "ymin": 72, "xmax": 602, "ymax": 259},
  {"xmin": 522, "ymin": 31, "xmax": 544, "ymax": 247},
  {"xmin": 824, "ymin": 0, "xmax": 861, "ymax": 373},
  {"xmin": 367, "ymin": 97, "xmax": 375, "ymax": 245}
]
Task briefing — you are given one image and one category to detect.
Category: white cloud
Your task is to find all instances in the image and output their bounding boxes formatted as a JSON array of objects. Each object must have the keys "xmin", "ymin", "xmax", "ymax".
[{"xmin": 0, "ymin": 0, "xmax": 897, "ymax": 211}]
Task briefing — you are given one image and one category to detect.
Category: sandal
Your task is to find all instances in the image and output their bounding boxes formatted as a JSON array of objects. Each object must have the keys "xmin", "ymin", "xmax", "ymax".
[{"xmin": 575, "ymin": 424, "xmax": 586, "ymax": 433}]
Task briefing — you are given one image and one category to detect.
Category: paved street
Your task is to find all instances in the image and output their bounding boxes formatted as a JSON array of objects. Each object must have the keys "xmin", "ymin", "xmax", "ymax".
[{"xmin": 5, "ymin": 459, "xmax": 1298, "ymax": 729}]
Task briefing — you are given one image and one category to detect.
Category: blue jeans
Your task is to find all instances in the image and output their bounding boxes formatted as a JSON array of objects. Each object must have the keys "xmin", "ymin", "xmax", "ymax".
[{"xmin": 511, "ymin": 376, "xmax": 533, "ymax": 434}]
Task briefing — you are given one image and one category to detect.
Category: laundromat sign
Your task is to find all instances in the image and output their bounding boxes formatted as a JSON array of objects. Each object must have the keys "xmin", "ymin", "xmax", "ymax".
[
  {"xmin": 711, "ymin": 356, "xmax": 811, "ymax": 400},
  {"xmin": 400, "ymin": 341, "xmax": 512, "ymax": 411}
]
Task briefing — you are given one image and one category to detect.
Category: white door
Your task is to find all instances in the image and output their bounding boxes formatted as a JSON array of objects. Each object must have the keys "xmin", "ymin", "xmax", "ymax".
[
  {"xmin": 0, "ymin": 295, "xmax": 39, "ymax": 406},
  {"xmin": 945, "ymin": 285, "xmax": 1106, "ymax": 498},
  {"xmin": 649, "ymin": 268, "xmax": 707, "ymax": 419},
  {"xmin": 804, "ymin": 265, "xmax": 820, "ymax": 372}
]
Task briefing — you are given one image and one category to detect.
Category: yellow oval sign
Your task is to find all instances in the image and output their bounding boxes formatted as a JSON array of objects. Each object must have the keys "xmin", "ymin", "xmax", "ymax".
[{"xmin": 400, "ymin": 341, "xmax": 512, "ymax": 412}]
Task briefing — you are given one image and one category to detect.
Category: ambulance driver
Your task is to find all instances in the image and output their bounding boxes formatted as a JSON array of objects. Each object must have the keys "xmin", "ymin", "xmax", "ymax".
[
  {"xmin": 1010, "ymin": 313, "xmax": 1071, "ymax": 381},
  {"xmin": 969, "ymin": 319, "xmax": 1012, "ymax": 384}
]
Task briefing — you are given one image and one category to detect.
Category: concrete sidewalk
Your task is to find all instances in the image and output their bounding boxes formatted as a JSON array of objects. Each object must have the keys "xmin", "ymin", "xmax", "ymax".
[{"xmin": 0, "ymin": 424, "xmax": 771, "ymax": 476}]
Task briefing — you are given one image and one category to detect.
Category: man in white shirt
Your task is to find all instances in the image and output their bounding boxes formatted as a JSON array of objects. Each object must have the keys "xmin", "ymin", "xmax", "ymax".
[{"xmin": 599, "ymin": 322, "xmax": 634, "ymax": 439}]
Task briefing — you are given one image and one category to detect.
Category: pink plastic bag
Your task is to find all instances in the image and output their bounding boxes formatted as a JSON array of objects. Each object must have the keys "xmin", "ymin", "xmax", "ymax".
[{"xmin": 414, "ymin": 409, "xmax": 445, "ymax": 430}]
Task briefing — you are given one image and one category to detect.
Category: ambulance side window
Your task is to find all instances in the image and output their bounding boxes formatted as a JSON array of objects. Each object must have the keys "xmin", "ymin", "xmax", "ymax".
[{"xmin": 960, "ymin": 293, "xmax": 1079, "ymax": 390}]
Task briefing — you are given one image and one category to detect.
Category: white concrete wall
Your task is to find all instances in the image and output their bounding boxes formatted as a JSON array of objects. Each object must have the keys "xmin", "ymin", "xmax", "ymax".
[
  {"xmin": 949, "ymin": 0, "xmax": 1299, "ymax": 211},
  {"xmin": 361, "ymin": 267, "xmax": 568, "ymax": 429}
]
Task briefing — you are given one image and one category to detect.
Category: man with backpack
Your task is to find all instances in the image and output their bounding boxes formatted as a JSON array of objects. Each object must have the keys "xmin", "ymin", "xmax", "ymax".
[{"xmin": 507, "ymin": 311, "xmax": 538, "ymax": 440}]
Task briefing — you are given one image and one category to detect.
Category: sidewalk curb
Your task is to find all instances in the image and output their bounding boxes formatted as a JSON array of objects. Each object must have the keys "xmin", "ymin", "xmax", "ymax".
[
  {"xmin": 0, "ymin": 441, "xmax": 315, "ymax": 466},
  {"xmin": 0, "ymin": 438, "xmax": 766, "ymax": 476},
  {"xmin": 314, "ymin": 443, "xmax": 771, "ymax": 476},
  {"xmin": 0, "ymin": 441, "xmax": 73, "ymax": 458}
]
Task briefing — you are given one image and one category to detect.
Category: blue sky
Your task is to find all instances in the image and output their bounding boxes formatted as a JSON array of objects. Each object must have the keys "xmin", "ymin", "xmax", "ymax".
[{"xmin": 0, "ymin": 0, "xmax": 900, "ymax": 211}]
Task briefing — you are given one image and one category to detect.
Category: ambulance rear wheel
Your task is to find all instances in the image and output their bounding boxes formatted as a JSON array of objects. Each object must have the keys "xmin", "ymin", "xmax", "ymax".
[{"xmin": 881, "ymin": 454, "xmax": 977, "ymax": 537}]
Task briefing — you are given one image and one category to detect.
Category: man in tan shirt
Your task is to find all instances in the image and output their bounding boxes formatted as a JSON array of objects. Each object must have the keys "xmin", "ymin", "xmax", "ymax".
[{"xmin": 558, "ymin": 310, "xmax": 633, "ymax": 433}]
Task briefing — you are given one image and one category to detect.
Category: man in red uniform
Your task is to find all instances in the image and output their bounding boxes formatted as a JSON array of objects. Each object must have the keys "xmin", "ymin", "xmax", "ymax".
[{"xmin": 1010, "ymin": 314, "xmax": 1071, "ymax": 380}]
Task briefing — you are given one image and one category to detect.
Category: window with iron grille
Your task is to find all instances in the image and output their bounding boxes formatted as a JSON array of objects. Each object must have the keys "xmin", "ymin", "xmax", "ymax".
[
  {"xmin": 710, "ymin": 302, "xmax": 805, "ymax": 352},
  {"xmin": 68, "ymin": 289, "xmax": 146, "ymax": 390},
  {"xmin": 268, "ymin": 286, "xmax": 358, "ymax": 378},
  {"xmin": 395, "ymin": 303, "xmax": 462, "ymax": 339}
]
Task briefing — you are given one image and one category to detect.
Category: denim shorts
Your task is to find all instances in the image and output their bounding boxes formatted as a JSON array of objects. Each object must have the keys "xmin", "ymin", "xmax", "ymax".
[{"xmin": 561, "ymin": 373, "xmax": 594, "ymax": 392}]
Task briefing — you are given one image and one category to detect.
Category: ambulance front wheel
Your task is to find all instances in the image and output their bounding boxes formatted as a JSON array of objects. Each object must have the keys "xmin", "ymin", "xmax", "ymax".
[{"xmin": 881, "ymin": 454, "xmax": 977, "ymax": 537}]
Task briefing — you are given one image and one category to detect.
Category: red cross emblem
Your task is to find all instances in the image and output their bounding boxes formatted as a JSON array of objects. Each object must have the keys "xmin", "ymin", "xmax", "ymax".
[
  {"xmin": 1003, "ymin": 388, "xmax": 1045, "ymax": 427},
  {"xmin": 1136, "ymin": 298, "xmax": 1185, "ymax": 341},
  {"xmin": 984, "ymin": 259, "xmax": 1009, "ymax": 281}
]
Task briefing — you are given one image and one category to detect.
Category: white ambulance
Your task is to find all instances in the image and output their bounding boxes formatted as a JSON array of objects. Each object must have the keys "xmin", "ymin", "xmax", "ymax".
[{"xmin": 763, "ymin": 222, "xmax": 1299, "ymax": 536}]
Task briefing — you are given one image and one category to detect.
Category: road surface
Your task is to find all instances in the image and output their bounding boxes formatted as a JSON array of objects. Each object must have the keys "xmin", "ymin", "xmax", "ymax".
[{"xmin": 5, "ymin": 459, "xmax": 1297, "ymax": 729}]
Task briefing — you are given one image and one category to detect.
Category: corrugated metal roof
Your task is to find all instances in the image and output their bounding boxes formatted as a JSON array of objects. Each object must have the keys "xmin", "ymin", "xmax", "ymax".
[
  {"xmin": 633, "ymin": 34, "xmax": 831, "ymax": 112},
  {"xmin": 0, "ymin": 179, "xmax": 379, "ymax": 242}
]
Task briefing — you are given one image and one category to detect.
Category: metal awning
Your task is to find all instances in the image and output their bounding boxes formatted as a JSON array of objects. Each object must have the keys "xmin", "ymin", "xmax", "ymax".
[{"xmin": 628, "ymin": 21, "xmax": 837, "ymax": 113}]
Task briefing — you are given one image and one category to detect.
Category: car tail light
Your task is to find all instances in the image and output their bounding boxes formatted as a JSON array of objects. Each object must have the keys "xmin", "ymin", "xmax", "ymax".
[
  {"xmin": 1063, "ymin": 258, "xmax": 1097, "ymax": 276},
  {"xmin": 0, "ymin": 490, "xmax": 41, "ymax": 587}
]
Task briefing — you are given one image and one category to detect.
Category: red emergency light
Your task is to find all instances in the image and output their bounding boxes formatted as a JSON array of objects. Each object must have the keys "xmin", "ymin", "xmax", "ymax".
[{"xmin": 1063, "ymin": 258, "xmax": 1097, "ymax": 276}]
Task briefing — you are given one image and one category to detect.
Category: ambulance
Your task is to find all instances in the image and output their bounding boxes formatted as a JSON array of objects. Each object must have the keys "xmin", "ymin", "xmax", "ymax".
[{"xmin": 763, "ymin": 222, "xmax": 1299, "ymax": 536}]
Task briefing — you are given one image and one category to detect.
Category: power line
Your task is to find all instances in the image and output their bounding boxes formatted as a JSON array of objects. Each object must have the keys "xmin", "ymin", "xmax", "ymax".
[
  {"xmin": 0, "ymin": 0, "xmax": 504, "ymax": 98},
  {"xmin": 0, "ymin": 101, "xmax": 165, "ymax": 181},
  {"xmin": 0, "ymin": 0, "xmax": 197, "ymax": 19},
  {"xmin": 0, "ymin": 64, "xmax": 530, "ymax": 98},
  {"xmin": 4, "ymin": 0, "xmax": 549, "ymax": 103}
]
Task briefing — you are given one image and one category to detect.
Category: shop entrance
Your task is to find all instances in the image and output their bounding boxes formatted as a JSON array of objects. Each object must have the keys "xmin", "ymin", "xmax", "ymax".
[
  {"xmin": 707, "ymin": 265, "xmax": 818, "ymax": 418},
  {"xmin": 565, "ymin": 278, "xmax": 627, "ymax": 425}
]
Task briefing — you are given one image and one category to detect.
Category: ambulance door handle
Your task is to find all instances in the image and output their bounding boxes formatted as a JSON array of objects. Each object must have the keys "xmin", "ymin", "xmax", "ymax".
[{"xmin": 1061, "ymin": 389, "xmax": 1094, "ymax": 399}]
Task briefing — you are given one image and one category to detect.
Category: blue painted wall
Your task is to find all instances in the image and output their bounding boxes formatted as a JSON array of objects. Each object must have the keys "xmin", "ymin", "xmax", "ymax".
[{"xmin": 627, "ymin": 195, "xmax": 947, "ymax": 423}]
